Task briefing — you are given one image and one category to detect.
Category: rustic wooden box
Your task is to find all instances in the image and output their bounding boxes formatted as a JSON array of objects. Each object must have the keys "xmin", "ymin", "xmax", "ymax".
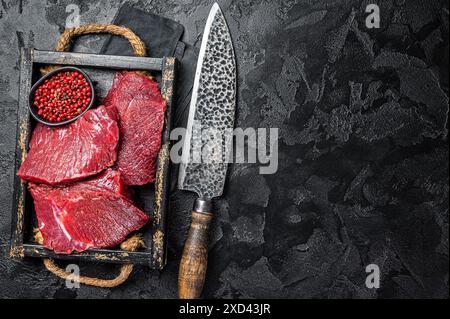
[{"xmin": 9, "ymin": 48, "xmax": 175, "ymax": 269}]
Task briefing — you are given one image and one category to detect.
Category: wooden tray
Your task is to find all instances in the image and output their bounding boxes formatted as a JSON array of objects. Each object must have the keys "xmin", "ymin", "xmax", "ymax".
[{"xmin": 9, "ymin": 48, "xmax": 176, "ymax": 269}]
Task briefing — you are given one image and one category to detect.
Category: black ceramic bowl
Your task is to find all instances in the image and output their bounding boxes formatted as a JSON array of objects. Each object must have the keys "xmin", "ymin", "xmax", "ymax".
[{"xmin": 28, "ymin": 66, "xmax": 95, "ymax": 127}]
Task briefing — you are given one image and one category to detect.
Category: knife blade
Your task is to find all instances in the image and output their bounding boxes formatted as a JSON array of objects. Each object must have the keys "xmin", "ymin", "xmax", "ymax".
[{"xmin": 177, "ymin": 3, "xmax": 236, "ymax": 299}]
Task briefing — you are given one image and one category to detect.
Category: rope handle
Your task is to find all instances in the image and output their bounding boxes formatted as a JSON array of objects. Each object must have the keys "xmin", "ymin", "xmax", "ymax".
[
  {"xmin": 35, "ymin": 229, "xmax": 144, "ymax": 288},
  {"xmin": 36, "ymin": 24, "xmax": 151, "ymax": 287},
  {"xmin": 44, "ymin": 259, "xmax": 134, "ymax": 288},
  {"xmin": 40, "ymin": 23, "xmax": 147, "ymax": 75}
]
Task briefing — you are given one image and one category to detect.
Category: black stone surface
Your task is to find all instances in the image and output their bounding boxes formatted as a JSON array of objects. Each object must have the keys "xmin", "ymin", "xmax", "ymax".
[{"xmin": 0, "ymin": 0, "xmax": 448, "ymax": 299}]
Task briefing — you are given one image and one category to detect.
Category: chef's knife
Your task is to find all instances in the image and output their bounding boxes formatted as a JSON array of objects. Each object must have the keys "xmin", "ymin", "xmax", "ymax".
[{"xmin": 178, "ymin": 3, "xmax": 236, "ymax": 299}]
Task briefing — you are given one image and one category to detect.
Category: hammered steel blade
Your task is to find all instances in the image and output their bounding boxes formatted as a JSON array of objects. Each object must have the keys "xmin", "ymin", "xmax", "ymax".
[{"xmin": 178, "ymin": 3, "xmax": 236, "ymax": 200}]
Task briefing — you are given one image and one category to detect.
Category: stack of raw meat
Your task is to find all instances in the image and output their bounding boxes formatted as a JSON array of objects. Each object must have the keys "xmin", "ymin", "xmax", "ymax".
[{"xmin": 17, "ymin": 72, "xmax": 166, "ymax": 254}]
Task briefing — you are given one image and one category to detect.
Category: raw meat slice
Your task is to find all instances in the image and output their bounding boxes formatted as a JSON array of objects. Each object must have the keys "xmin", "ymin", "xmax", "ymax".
[
  {"xmin": 69, "ymin": 168, "xmax": 134, "ymax": 200},
  {"xmin": 17, "ymin": 105, "xmax": 119, "ymax": 185},
  {"xmin": 104, "ymin": 103, "xmax": 119, "ymax": 122},
  {"xmin": 104, "ymin": 71, "xmax": 166, "ymax": 185},
  {"xmin": 29, "ymin": 183, "xmax": 149, "ymax": 254}
]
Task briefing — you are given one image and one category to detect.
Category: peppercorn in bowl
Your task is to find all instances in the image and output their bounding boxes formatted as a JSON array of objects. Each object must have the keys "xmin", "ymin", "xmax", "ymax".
[{"xmin": 28, "ymin": 66, "xmax": 95, "ymax": 127}]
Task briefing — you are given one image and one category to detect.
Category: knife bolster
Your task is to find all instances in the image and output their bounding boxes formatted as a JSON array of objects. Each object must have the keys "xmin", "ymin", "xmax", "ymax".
[
  {"xmin": 193, "ymin": 198, "xmax": 212, "ymax": 213},
  {"xmin": 178, "ymin": 204, "xmax": 213, "ymax": 299}
]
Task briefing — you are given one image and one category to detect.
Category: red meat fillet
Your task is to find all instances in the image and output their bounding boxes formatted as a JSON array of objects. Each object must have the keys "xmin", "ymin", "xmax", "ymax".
[
  {"xmin": 29, "ymin": 171, "xmax": 148, "ymax": 254},
  {"xmin": 69, "ymin": 168, "xmax": 134, "ymax": 200},
  {"xmin": 104, "ymin": 71, "xmax": 166, "ymax": 185},
  {"xmin": 17, "ymin": 105, "xmax": 119, "ymax": 185}
]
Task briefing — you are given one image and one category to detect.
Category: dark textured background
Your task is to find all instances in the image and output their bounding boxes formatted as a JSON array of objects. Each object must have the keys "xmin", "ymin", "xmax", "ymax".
[{"xmin": 0, "ymin": 0, "xmax": 448, "ymax": 299}]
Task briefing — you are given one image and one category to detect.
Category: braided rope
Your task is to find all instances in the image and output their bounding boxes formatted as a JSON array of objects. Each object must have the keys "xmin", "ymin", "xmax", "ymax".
[
  {"xmin": 35, "ymin": 229, "xmax": 144, "ymax": 288},
  {"xmin": 40, "ymin": 23, "xmax": 147, "ymax": 75},
  {"xmin": 43, "ymin": 259, "xmax": 134, "ymax": 288}
]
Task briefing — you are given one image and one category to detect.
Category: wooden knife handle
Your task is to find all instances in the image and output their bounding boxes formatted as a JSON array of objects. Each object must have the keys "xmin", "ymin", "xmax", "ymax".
[{"xmin": 178, "ymin": 200, "xmax": 213, "ymax": 299}]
